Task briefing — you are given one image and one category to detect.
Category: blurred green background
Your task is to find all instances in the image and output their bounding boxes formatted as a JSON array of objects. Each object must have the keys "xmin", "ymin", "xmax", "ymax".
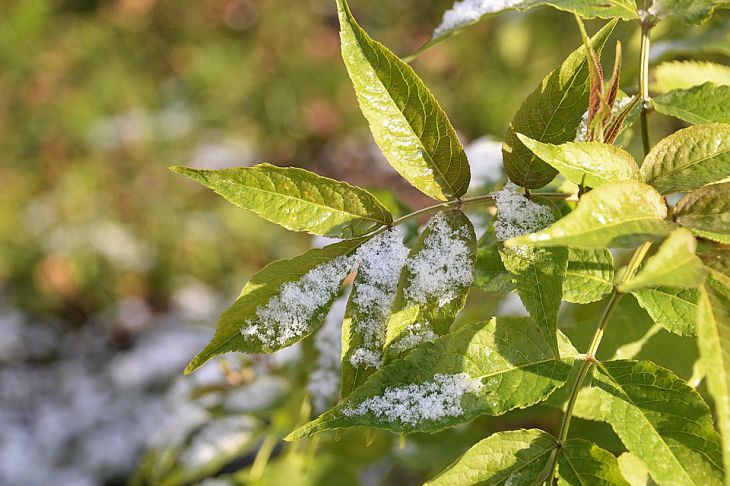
[{"xmin": 0, "ymin": 1, "xmax": 727, "ymax": 485}]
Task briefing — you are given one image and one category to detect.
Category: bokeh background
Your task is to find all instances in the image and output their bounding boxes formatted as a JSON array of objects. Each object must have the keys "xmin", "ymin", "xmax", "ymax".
[{"xmin": 1, "ymin": 1, "xmax": 728, "ymax": 485}]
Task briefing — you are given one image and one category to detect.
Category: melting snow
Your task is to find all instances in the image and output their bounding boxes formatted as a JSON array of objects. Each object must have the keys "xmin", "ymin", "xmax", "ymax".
[
  {"xmin": 308, "ymin": 295, "xmax": 348, "ymax": 412},
  {"xmin": 342, "ymin": 373, "xmax": 483, "ymax": 425},
  {"xmin": 492, "ymin": 189, "xmax": 555, "ymax": 241},
  {"xmin": 434, "ymin": 0, "xmax": 524, "ymax": 38}
]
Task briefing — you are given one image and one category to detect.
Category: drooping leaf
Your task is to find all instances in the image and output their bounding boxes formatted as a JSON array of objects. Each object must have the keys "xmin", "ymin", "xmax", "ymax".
[
  {"xmin": 653, "ymin": 83, "xmax": 730, "ymax": 124},
  {"xmin": 170, "ymin": 164, "xmax": 392, "ymax": 238},
  {"xmin": 425, "ymin": 429, "xmax": 557, "ymax": 486},
  {"xmin": 336, "ymin": 0, "xmax": 470, "ymax": 201},
  {"xmin": 185, "ymin": 238, "xmax": 368, "ymax": 374},
  {"xmin": 594, "ymin": 359, "xmax": 724, "ymax": 486},
  {"xmin": 382, "ymin": 210, "xmax": 476, "ymax": 362},
  {"xmin": 340, "ymin": 231, "xmax": 409, "ymax": 397},
  {"xmin": 640, "ymin": 123, "xmax": 730, "ymax": 194},
  {"xmin": 286, "ymin": 317, "xmax": 578, "ymax": 439},
  {"xmin": 697, "ymin": 284, "xmax": 730, "ymax": 478},
  {"xmin": 557, "ymin": 438, "xmax": 630, "ymax": 486},
  {"xmin": 563, "ymin": 248, "xmax": 614, "ymax": 304},
  {"xmin": 418, "ymin": 1, "xmax": 636, "ymax": 57},
  {"xmin": 631, "ymin": 287, "xmax": 699, "ymax": 336},
  {"xmin": 620, "ymin": 228, "xmax": 706, "ymax": 292},
  {"xmin": 516, "ymin": 134, "xmax": 640, "ymax": 188},
  {"xmin": 649, "ymin": 0, "xmax": 730, "ymax": 25},
  {"xmin": 506, "ymin": 181, "xmax": 674, "ymax": 249},
  {"xmin": 474, "ymin": 219, "xmax": 514, "ymax": 293},
  {"xmin": 502, "ymin": 21, "xmax": 617, "ymax": 188},
  {"xmin": 499, "ymin": 198, "xmax": 567, "ymax": 357},
  {"xmin": 675, "ymin": 182, "xmax": 730, "ymax": 244},
  {"xmin": 653, "ymin": 61, "xmax": 730, "ymax": 93}
]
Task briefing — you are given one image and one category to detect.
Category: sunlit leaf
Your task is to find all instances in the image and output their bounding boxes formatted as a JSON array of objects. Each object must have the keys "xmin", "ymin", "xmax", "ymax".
[
  {"xmin": 640, "ymin": 123, "xmax": 730, "ymax": 194},
  {"xmin": 383, "ymin": 210, "xmax": 476, "ymax": 362},
  {"xmin": 631, "ymin": 287, "xmax": 699, "ymax": 336},
  {"xmin": 653, "ymin": 83, "xmax": 730, "ymax": 124},
  {"xmin": 336, "ymin": 0, "xmax": 470, "ymax": 201},
  {"xmin": 620, "ymin": 228, "xmax": 706, "ymax": 292},
  {"xmin": 649, "ymin": 0, "xmax": 730, "ymax": 25},
  {"xmin": 171, "ymin": 164, "xmax": 392, "ymax": 238},
  {"xmin": 697, "ymin": 284, "xmax": 730, "ymax": 478},
  {"xmin": 425, "ymin": 429, "xmax": 557, "ymax": 486},
  {"xmin": 675, "ymin": 182, "xmax": 730, "ymax": 244},
  {"xmin": 653, "ymin": 60, "xmax": 730, "ymax": 93},
  {"xmin": 594, "ymin": 359, "xmax": 724, "ymax": 486},
  {"xmin": 516, "ymin": 135, "xmax": 639, "ymax": 188},
  {"xmin": 286, "ymin": 317, "xmax": 578, "ymax": 439},
  {"xmin": 474, "ymin": 219, "xmax": 514, "ymax": 293},
  {"xmin": 185, "ymin": 238, "xmax": 368, "ymax": 374},
  {"xmin": 506, "ymin": 181, "xmax": 674, "ymax": 249},
  {"xmin": 503, "ymin": 21, "xmax": 617, "ymax": 188}
]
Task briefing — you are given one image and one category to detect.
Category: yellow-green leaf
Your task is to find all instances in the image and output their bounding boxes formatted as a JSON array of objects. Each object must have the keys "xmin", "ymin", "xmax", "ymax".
[
  {"xmin": 171, "ymin": 164, "xmax": 392, "ymax": 238},
  {"xmin": 563, "ymin": 248, "xmax": 614, "ymax": 304},
  {"xmin": 653, "ymin": 83, "xmax": 730, "ymax": 124},
  {"xmin": 336, "ymin": 0, "xmax": 470, "ymax": 201},
  {"xmin": 620, "ymin": 228, "xmax": 706, "ymax": 292},
  {"xmin": 506, "ymin": 181, "xmax": 674, "ymax": 249},
  {"xmin": 653, "ymin": 61, "xmax": 730, "ymax": 93},
  {"xmin": 632, "ymin": 287, "xmax": 699, "ymax": 336},
  {"xmin": 675, "ymin": 182, "xmax": 730, "ymax": 244},
  {"xmin": 557, "ymin": 439, "xmax": 630, "ymax": 486}
]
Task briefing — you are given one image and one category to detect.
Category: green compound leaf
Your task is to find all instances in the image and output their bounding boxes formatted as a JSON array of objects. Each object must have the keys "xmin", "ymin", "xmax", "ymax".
[
  {"xmin": 419, "ymin": 1, "xmax": 636, "ymax": 57},
  {"xmin": 653, "ymin": 61, "xmax": 730, "ymax": 93},
  {"xmin": 641, "ymin": 123, "xmax": 730, "ymax": 195},
  {"xmin": 382, "ymin": 210, "xmax": 476, "ymax": 363},
  {"xmin": 336, "ymin": 0, "xmax": 469, "ymax": 201},
  {"xmin": 653, "ymin": 83, "xmax": 730, "ymax": 124},
  {"xmin": 648, "ymin": 0, "xmax": 730, "ymax": 25},
  {"xmin": 171, "ymin": 164, "xmax": 391, "ymax": 238},
  {"xmin": 474, "ymin": 219, "xmax": 514, "ymax": 293},
  {"xmin": 563, "ymin": 248, "xmax": 615, "ymax": 304},
  {"xmin": 620, "ymin": 228, "xmax": 706, "ymax": 292},
  {"xmin": 675, "ymin": 182, "xmax": 730, "ymax": 244},
  {"xmin": 697, "ymin": 284, "xmax": 730, "ymax": 479},
  {"xmin": 632, "ymin": 287, "xmax": 699, "ymax": 336},
  {"xmin": 557, "ymin": 439, "xmax": 630, "ymax": 486},
  {"xmin": 185, "ymin": 237, "xmax": 368, "ymax": 374},
  {"xmin": 499, "ymin": 199, "xmax": 568, "ymax": 358},
  {"xmin": 286, "ymin": 317, "xmax": 578, "ymax": 439},
  {"xmin": 503, "ymin": 20, "xmax": 617, "ymax": 189},
  {"xmin": 594, "ymin": 360, "xmax": 725, "ymax": 486},
  {"xmin": 516, "ymin": 135, "xmax": 640, "ymax": 188},
  {"xmin": 506, "ymin": 181, "xmax": 674, "ymax": 249},
  {"xmin": 424, "ymin": 429, "xmax": 557, "ymax": 486}
]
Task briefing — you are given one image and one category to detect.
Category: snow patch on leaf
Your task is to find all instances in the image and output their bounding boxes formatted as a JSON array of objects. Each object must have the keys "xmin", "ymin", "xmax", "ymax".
[
  {"xmin": 434, "ymin": 0, "xmax": 523, "ymax": 39},
  {"xmin": 308, "ymin": 295, "xmax": 347, "ymax": 412},
  {"xmin": 342, "ymin": 373, "xmax": 483, "ymax": 425},
  {"xmin": 492, "ymin": 189, "xmax": 555, "ymax": 241},
  {"xmin": 405, "ymin": 212, "xmax": 475, "ymax": 307}
]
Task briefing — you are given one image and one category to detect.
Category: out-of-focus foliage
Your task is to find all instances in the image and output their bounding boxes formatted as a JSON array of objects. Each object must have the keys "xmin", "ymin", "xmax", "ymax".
[{"xmin": 1, "ymin": 1, "xmax": 728, "ymax": 484}]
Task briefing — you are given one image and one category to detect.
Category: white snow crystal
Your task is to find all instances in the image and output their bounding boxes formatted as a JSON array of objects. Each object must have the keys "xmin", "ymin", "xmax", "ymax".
[
  {"xmin": 342, "ymin": 373, "xmax": 483, "ymax": 425},
  {"xmin": 347, "ymin": 231, "xmax": 409, "ymax": 369},
  {"xmin": 241, "ymin": 255, "xmax": 355, "ymax": 348},
  {"xmin": 434, "ymin": 0, "xmax": 523, "ymax": 39},
  {"xmin": 179, "ymin": 416, "xmax": 258, "ymax": 469},
  {"xmin": 405, "ymin": 212, "xmax": 474, "ymax": 307},
  {"xmin": 492, "ymin": 188, "xmax": 555, "ymax": 241},
  {"xmin": 392, "ymin": 323, "xmax": 438, "ymax": 353}
]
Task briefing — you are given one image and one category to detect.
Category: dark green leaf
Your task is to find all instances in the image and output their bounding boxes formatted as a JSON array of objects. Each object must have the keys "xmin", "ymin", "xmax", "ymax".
[
  {"xmin": 641, "ymin": 123, "xmax": 730, "ymax": 194},
  {"xmin": 675, "ymin": 182, "xmax": 730, "ymax": 244},
  {"xmin": 425, "ymin": 429, "xmax": 557, "ymax": 486},
  {"xmin": 171, "ymin": 164, "xmax": 392, "ymax": 238},
  {"xmin": 557, "ymin": 439, "xmax": 630, "ymax": 486},
  {"xmin": 185, "ymin": 238, "xmax": 367, "ymax": 374},
  {"xmin": 286, "ymin": 317, "xmax": 578, "ymax": 439},
  {"xmin": 502, "ymin": 21, "xmax": 617, "ymax": 188},
  {"xmin": 594, "ymin": 359, "xmax": 724, "ymax": 486},
  {"xmin": 336, "ymin": 0, "xmax": 470, "ymax": 201}
]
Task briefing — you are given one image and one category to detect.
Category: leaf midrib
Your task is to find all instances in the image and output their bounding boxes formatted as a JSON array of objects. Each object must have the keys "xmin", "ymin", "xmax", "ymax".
[{"xmin": 648, "ymin": 145, "xmax": 730, "ymax": 187}]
